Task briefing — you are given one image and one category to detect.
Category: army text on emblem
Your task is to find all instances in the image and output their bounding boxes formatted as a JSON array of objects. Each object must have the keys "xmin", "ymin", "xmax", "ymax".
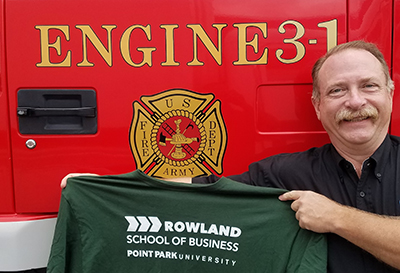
[{"xmin": 130, "ymin": 89, "xmax": 227, "ymax": 178}]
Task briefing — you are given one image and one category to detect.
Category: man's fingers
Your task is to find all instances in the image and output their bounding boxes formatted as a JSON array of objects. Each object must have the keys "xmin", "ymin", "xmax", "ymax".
[
  {"xmin": 279, "ymin": 190, "xmax": 302, "ymax": 201},
  {"xmin": 60, "ymin": 173, "xmax": 99, "ymax": 189}
]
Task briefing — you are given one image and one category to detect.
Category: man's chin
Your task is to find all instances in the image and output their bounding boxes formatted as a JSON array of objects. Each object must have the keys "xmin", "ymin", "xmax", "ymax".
[{"xmin": 339, "ymin": 130, "xmax": 377, "ymax": 146}]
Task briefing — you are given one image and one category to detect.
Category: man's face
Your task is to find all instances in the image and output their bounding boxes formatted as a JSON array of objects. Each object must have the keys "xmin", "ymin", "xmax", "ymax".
[{"xmin": 312, "ymin": 49, "xmax": 393, "ymax": 151}]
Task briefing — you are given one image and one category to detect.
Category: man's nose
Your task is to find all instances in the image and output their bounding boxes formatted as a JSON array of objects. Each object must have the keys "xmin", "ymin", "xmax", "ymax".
[{"xmin": 344, "ymin": 88, "xmax": 367, "ymax": 109}]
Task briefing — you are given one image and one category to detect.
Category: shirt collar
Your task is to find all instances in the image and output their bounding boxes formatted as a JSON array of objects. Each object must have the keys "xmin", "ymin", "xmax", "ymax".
[
  {"xmin": 370, "ymin": 134, "xmax": 390, "ymax": 164},
  {"xmin": 331, "ymin": 134, "xmax": 390, "ymax": 182},
  {"xmin": 330, "ymin": 144, "xmax": 346, "ymax": 167},
  {"xmin": 369, "ymin": 134, "xmax": 391, "ymax": 182}
]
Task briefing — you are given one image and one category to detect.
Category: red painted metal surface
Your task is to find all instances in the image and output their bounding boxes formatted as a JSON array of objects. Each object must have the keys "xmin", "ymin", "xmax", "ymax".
[
  {"xmin": 0, "ymin": 214, "xmax": 57, "ymax": 222},
  {"xmin": 391, "ymin": 0, "xmax": 400, "ymax": 135},
  {"xmin": 0, "ymin": 0, "xmax": 15, "ymax": 214},
  {"xmin": 0, "ymin": 0, "xmax": 397, "ymax": 216},
  {"xmin": 1, "ymin": 0, "xmax": 399, "ymax": 270}
]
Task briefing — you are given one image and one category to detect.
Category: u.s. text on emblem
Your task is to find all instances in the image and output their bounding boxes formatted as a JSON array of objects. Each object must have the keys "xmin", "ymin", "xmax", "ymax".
[{"xmin": 130, "ymin": 89, "xmax": 227, "ymax": 178}]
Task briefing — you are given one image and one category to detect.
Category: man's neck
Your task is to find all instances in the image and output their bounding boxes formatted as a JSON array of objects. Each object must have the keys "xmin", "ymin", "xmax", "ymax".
[{"xmin": 333, "ymin": 136, "xmax": 386, "ymax": 178}]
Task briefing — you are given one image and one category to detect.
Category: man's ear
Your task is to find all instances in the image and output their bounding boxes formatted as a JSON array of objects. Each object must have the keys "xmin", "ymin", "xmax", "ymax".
[
  {"xmin": 389, "ymin": 88, "xmax": 394, "ymax": 103},
  {"xmin": 311, "ymin": 96, "xmax": 321, "ymax": 121},
  {"xmin": 388, "ymin": 88, "xmax": 395, "ymax": 114}
]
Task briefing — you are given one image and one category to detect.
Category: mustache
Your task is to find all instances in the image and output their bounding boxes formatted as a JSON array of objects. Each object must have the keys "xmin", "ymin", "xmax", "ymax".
[{"xmin": 335, "ymin": 106, "xmax": 378, "ymax": 123}]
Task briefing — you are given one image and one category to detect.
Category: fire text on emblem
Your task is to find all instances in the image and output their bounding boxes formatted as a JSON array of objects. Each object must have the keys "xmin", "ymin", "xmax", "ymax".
[{"xmin": 130, "ymin": 89, "xmax": 227, "ymax": 178}]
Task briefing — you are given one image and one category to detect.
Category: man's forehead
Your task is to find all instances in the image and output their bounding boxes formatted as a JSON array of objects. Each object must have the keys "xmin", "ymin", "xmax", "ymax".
[{"xmin": 318, "ymin": 49, "xmax": 385, "ymax": 85}]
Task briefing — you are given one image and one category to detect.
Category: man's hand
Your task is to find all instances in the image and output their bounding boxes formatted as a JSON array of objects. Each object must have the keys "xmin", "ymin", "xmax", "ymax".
[
  {"xmin": 279, "ymin": 190, "xmax": 344, "ymax": 233},
  {"xmin": 279, "ymin": 190, "xmax": 400, "ymax": 270},
  {"xmin": 60, "ymin": 173, "xmax": 99, "ymax": 188}
]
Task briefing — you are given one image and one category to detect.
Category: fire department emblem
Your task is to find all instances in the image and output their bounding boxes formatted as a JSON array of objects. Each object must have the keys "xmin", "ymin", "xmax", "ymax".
[{"xmin": 130, "ymin": 89, "xmax": 227, "ymax": 178}]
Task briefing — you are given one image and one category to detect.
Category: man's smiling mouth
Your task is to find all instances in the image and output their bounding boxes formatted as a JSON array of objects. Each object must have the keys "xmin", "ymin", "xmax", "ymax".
[{"xmin": 343, "ymin": 116, "xmax": 370, "ymax": 122}]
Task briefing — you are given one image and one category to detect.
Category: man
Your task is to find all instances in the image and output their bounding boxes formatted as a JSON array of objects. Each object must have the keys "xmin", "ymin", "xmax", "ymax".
[
  {"xmin": 191, "ymin": 40, "xmax": 400, "ymax": 272},
  {"xmin": 62, "ymin": 41, "xmax": 400, "ymax": 272}
]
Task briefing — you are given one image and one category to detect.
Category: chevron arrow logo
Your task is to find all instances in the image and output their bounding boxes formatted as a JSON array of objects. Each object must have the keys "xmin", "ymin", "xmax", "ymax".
[{"xmin": 125, "ymin": 216, "xmax": 162, "ymax": 232}]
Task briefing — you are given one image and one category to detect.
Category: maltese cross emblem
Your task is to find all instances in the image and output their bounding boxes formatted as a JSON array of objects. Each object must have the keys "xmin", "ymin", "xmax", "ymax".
[{"xmin": 130, "ymin": 89, "xmax": 227, "ymax": 178}]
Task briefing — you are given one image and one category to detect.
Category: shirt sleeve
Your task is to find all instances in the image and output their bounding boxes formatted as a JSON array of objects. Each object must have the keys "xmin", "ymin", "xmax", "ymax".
[
  {"xmin": 47, "ymin": 193, "xmax": 83, "ymax": 273},
  {"xmin": 193, "ymin": 157, "xmax": 277, "ymax": 187},
  {"xmin": 193, "ymin": 153, "xmax": 309, "ymax": 190}
]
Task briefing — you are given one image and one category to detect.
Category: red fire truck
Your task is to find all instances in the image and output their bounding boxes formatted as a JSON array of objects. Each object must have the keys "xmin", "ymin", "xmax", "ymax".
[{"xmin": 1, "ymin": 0, "xmax": 399, "ymax": 271}]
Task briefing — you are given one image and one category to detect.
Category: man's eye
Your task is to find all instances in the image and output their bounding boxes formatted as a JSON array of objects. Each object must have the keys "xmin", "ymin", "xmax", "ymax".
[
  {"xmin": 362, "ymin": 83, "xmax": 381, "ymax": 92},
  {"xmin": 330, "ymin": 88, "xmax": 342, "ymax": 94}
]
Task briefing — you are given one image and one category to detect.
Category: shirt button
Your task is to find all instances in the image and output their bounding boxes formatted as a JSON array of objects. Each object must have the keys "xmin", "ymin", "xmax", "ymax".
[
  {"xmin": 376, "ymin": 173, "xmax": 382, "ymax": 178},
  {"xmin": 360, "ymin": 191, "xmax": 366, "ymax": 198}
]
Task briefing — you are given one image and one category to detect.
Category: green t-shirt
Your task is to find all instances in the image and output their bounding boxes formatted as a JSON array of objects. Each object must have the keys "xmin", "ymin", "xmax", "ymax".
[{"xmin": 47, "ymin": 170, "xmax": 327, "ymax": 272}]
